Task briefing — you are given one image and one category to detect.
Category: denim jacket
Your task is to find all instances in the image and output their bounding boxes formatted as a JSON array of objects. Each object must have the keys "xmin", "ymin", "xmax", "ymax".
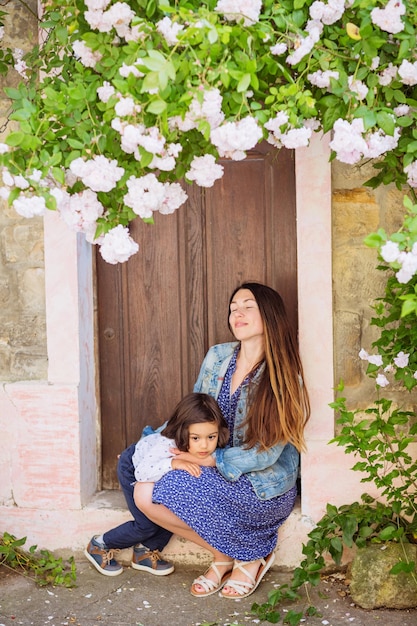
[{"xmin": 193, "ymin": 342, "xmax": 300, "ymax": 501}]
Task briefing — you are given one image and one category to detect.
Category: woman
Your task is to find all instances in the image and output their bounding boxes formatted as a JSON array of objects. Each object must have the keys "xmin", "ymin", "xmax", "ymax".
[{"xmin": 135, "ymin": 282, "xmax": 310, "ymax": 599}]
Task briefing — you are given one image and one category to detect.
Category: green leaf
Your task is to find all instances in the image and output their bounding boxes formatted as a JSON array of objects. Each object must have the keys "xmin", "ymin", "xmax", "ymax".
[
  {"xmin": 45, "ymin": 194, "xmax": 57, "ymax": 210},
  {"xmin": 141, "ymin": 72, "xmax": 159, "ymax": 92},
  {"xmin": 10, "ymin": 109, "xmax": 33, "ymax": 122},
  {"xmin": 364, "ymin": 231, "xmax": 386, "ymax": 247},
  {"xmin": 396, "ymin": 116, "xmax": 414, "ymax": 127},
  {"xmin": 158, "ymin": 70, "xmax": 168, "ymax": 91},
  {"xmin": 406, "ymin": 140, "xmax": 417, "ymax": 153},
  {"xmin": 146, "ymin": 99, "xmax": 167, "ymax": 115},
  {"xmin": 67, "ymin": 138, "xmax": 85, "ymax": 149},
  {"xmin": 208, "ymin": 28, "xmax": 218, "ymax": 44},
  {"xmin": 393, "ymin": 90, "xmax": 407, "ymax": 104},
  {"xmin": 237, "ymin": 73, "xmax": 251, "ymax": 93},
  {"xmin": 6, "ymin": 131, "xmax": 25, "ymax": 147},
  {"xmin": 51, "ymin": 167, "xmax": 65, "ymax": 185},
  {"xmin": 390, "ymin": 561, "xmax": 416, "ymax": 575},
  {"xmin": 220, "ymin": 71, "xmax": 230, "ymax": 88},
  {"xmin": 354, "ymin": 106, "xmax": 377, "ymax": 129},
  {"xmin": 400, "ymin": 298, "xmax": 417, "ymax": 317},
  {"xmin": 376, "ymin": 111, "xmax": 396, "ymax": 136},
  {"xmin": 378, "ymin": 525, "xmax": 397, "ymax": 541},
  {"xmin": 55, "ymin": 26, "xmax": 68, "ymax": 44}
]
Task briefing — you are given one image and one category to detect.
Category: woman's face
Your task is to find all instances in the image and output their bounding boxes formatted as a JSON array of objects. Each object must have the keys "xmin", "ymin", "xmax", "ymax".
[{"xmin": 229, "ymin": 288, "xmax": 264, "ymax": 342}]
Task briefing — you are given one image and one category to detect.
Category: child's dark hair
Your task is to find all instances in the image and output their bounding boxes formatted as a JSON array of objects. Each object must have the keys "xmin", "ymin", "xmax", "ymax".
[{"xmin": 161, "ymin": 392, "xmax": 229, "ymax": 451}]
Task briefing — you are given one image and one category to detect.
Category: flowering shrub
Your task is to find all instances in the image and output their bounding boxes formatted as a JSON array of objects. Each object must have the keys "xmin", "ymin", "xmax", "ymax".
[
  {"xmin": 359, "ymin": 195, "xmax": 417, "ymax": 389},
  {"xmin": 1, "ymin": 0, "xmax": 417, "ymax": 263}
]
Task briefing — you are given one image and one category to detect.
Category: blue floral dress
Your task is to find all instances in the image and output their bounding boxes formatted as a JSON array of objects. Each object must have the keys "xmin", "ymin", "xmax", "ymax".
[{"xmin": 152, "ymin": 350, "xmax": 297, "ymax": 560}]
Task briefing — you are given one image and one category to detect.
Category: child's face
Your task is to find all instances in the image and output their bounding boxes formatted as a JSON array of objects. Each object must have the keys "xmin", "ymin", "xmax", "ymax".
[{"xmin": 188, "ymin": 422, "xmax": 219, "ymax": 458}]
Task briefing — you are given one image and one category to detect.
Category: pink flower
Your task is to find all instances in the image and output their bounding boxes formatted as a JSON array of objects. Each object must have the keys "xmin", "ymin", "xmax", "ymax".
[
  {"xmin": 329, "ymin": 118, "xmax": 368, "ymax": 164},
  {"xmin": 13, "ymin": 195, "xmax": 46, "ymax": 218},
  {"xmin": 398, "ymin": 60, "xmax": 417, "ymax": 86},
  {"xmin": 159, "ymin": 182, "xmax": 188, "ymax": 215},
  {"xmin": 99, "ymin": 225, "xmax": 139, "ymax": 264},
  {"xmin": 380, "ymin": 241, "xmax": 401, "ymax": 263},
  {"xmin": 156, "ymin": 17, "xmax": 185, "ymax": 45},
  {"xmin": 215, "ymin": 0, "xmax": 262, "ymax": 26},
  {"xmin": 72, "ymin": 40, "xmax": 102, "ymax": 68},
  {"xmin": 394, "ymin": 351, "xmax": 409, "ymax": 368},
  {"xmin": 376, "ymin": 373, "xmax": 390, "ymax": 387},
  {"xmin": 308, "ymin": 69, "xmax": 339, "ymax": 88},
  {"xmin": 210, "ymin": 116, "xmax": 263, "ymax": 160},
  {"xmin": 371, "ymin": 0, "xmax": 405, "ymax": 35},
  {"xmin": 186, "ymin": 154, "xmax": 224, "ymax": 187},
  {"xmin": 69, "ymin": 155, "xmax": 124, "ymax": 192}
]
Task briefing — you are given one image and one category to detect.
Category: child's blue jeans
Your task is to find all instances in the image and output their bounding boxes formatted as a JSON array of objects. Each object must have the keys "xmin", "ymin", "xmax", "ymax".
[{"xmin": 103, "ymin": 444, "xmax": 172, "ymax": 551}]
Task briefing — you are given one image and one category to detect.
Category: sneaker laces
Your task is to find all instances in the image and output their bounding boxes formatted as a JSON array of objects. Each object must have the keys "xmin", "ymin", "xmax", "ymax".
[
  {"xmin": 147, "ymin": 550, "xmax": 162, "ymax": 564},
  {"xmin": 101, "ymin": 548, "xmax": 118, "ymax": 566}
]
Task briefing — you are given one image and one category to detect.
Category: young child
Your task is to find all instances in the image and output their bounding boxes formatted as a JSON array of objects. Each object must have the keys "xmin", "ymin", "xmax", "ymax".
[{"xmin": 85, "ymin": 392, "xmax": 228, "ymax": 577}]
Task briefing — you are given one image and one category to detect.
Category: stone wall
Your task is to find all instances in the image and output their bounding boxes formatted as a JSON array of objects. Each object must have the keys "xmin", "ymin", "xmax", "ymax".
[
  {"xmin": 332, "ymin": 159, "xmax": 417, "ymax": 409},
  {"xmin": 0, "ymin": 0, "xmax": 47, "ymax": 381}
]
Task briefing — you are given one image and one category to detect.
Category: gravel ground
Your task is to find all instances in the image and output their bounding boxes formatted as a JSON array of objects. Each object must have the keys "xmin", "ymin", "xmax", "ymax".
[{"xmin": 1, "ymin": 561, "xmax": 416, "ymax": 626}]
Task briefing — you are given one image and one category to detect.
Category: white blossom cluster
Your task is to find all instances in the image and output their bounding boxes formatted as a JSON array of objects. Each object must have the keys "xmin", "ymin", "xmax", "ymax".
[
  {"xmin": 0, "ymin": 168, "xmax": 46, "ymax": 217},
  {"xmin": 307, "ymin": 69, "xmax": 339, "ymax": 89},
  {"xmin": 69, "ymin": 155, "xmax": 124, "ymax": 193},
  {"xmin": 404, "ymin": 161, "xmax": 417, "ymax": 188},
  {"xmin": 370, "ymin": 0, "xmax": 406, "ymax": 35},
  {"xmin": 265, "ymin": 112, "xmax": 312, "ymax": 149},
  {"xmin": 156, "ymin": 16, "xmax": 185, "ymax": 45},
  {"xmin": 215, "ymin": 0, "xmax": 262, "ymax": 26},
  {"xmin": 186, "ymin": 154, "xmax": 224, "ymax": 188},
  {"xmin": 13, "ymin": 47, "xmax": 29, "ymax": 79},
  {"xmin": 398, "ymin": 59, "xmax": 417, "ymax": 86},
  {"xmin": 329, "ymin": 118, "xmax": 400, "ymax": 165},
  {"xmin": 69, "ymin": 0, "xmax": 416, "ymax": 209},
  {"xmin": 359, "ymin": 348, "xmax": 415, "ymax": 388},
  {"xmin": 210, "ymin": 116, "xmax": 263, "ymax": 160},
  {"xmin": 99, "ymin": 224, "xmax": 139, "ymax": 264},
  {"xmin": 84, "ymin": 0, "xmax": 136, "ymax": 39},
  {"xmin": 124, "ymin": 173, "xmax": 187, "ymax": 219},
  {"xmin": 168, "ymin": 88, "xmax": 225, "ymax": 133},
  {"xmin": 51, "ymin": 187, "xmax": 104, "ymax": 243},
  {"xmin": 380, "ymin": 240, "xmax": 417, "ymax": 284},
  {"xmin": 72, "ymin": 40, "xmax": 103, "ymax": 68},
  {"xmin": 1, "ymin": 0, "xmax": 416, "ymax": 264},
  {"xmin": 53, "ymin": 184, "xmax": 140, "ymax": 264}
]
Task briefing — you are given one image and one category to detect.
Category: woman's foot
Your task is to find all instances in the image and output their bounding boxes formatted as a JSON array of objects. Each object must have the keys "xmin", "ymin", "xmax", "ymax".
[
  {"xmin": 221, "ymin": 553, "xmax": 275, "ymax": 599},
  {"xmin": 190, "ymin": 560, "xmax": 234, "ymax": 597}
]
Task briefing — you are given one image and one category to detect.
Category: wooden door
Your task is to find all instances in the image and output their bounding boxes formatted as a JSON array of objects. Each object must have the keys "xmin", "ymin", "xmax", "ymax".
[{"xmin": 97, "ymin": 144, "xmax": 297, "ymax": 488}]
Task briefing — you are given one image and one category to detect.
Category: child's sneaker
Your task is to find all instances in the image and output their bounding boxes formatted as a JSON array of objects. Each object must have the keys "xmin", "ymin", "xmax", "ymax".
[
  {"xmin": 131, "ymin": 544, "xmax": 174, "ymax": 576},
  {"xmin": 84, "ymin": 536, "xmax": 123, "ymax": 576}
]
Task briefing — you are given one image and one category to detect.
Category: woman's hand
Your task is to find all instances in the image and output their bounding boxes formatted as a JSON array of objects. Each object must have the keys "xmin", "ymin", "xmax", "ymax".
[{"xmin": 171, "ymin": 458, "xmax": 202, "ymax": 476}]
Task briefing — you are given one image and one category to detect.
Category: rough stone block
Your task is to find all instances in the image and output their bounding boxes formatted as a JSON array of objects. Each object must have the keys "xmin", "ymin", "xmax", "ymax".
[{"xmin": 349, "ymin": 543, "xmax": 417, "ymax": 609}]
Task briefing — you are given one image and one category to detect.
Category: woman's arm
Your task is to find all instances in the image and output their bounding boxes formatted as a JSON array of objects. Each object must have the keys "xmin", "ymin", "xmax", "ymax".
[
  {"xmin": 170, "ymin": 449, "xmax": 216, "ymax": 467},
  {"xmin": 214, "ymin": 441, "xmax": 286, "ymax": 481}
]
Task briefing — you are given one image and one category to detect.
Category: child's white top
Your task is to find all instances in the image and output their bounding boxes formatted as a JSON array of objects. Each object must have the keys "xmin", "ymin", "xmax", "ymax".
[{"xmin": 132, "ymin": 433, "xmax": 176, "ymax": 482}]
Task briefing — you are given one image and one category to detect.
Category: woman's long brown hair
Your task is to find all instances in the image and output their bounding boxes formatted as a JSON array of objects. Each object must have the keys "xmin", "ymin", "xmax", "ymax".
[{"xmin": 229, "ymin": 282, "xmax": 310, "ymax": 452}]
